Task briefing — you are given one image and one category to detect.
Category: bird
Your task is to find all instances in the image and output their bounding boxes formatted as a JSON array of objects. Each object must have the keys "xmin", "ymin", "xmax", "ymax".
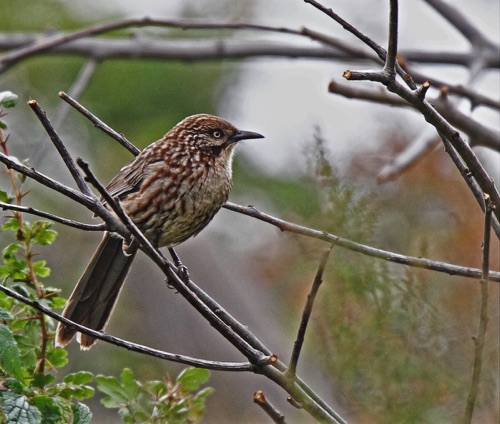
[{"xmin": 55, "ymin": 114, "xmax": 263, "ymax": 349}]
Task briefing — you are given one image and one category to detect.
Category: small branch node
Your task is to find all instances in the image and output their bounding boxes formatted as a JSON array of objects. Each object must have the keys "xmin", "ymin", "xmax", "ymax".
[
  {"xmin": 415, "ymin": 80, "xmax": 431, "ymax": 100},
  {"xmin": 287, "ymin": 395, "xmax": 303, "ymax": 409},
  {"xmin": 254, "ymin": 391, "xmax": 287, "ymax": 423}
]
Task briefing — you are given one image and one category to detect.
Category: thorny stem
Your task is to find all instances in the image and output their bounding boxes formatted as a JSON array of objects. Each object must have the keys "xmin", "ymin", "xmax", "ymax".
[{"xmin": 0, "ymin": 128, "xmax": 48, "ymax": 374}]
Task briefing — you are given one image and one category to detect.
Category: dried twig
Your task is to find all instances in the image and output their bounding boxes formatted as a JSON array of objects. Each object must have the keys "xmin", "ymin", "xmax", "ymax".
[
  {"xmin": 28, "ymin": 99, "xmax": 92, "ymax": 197},
  {"xmin": 288, "ymin": 246, "xmax": 332, "ymax": 378},
  {"xmin": 462, "ymin": 195, "xmax": 493, "ymax": 423},
  {"xmin": 0, "ymin": 201, "xmax": 104, "ymax": 231},
  {"xmin": 59, "ymin": 91, "xmax": 139, "ymax": 156},
  {"xmin": 0, "ymin": 283, "xmax": 253, "ymax": 372},
  {"xmin": 223, "ymin": 202, "xmax": 500, "ymax": 282},
  {"xmin": 254, "ymin": 390, "xmax": 287, "ymax": 423}
]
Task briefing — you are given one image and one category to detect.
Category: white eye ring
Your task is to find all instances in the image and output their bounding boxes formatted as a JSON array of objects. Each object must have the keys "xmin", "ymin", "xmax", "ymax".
[{"xmin": 212, "ymin": 130, "xmax": 224, "ymax": 139}]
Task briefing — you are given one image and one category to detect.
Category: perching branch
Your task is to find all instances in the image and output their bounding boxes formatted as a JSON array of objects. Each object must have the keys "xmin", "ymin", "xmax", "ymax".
[
  {"xmin": 0, "ymin": 283, "xmax": 253, "ymax": 372},
  {"xmin": 223, "ymin": 203, "xmax": 500, "ymax": 282}
]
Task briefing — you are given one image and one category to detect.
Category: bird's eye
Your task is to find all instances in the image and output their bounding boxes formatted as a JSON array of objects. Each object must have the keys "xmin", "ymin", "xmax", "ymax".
[{"xmin": 211, "ymin": 130, "xmax": 224, "ymax": 139}]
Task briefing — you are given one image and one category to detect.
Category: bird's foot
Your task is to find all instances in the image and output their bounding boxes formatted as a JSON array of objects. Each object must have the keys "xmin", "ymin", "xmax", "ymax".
[{"xmin": 168, "ymin": 247, "xmax": 190, "ymax": 283}]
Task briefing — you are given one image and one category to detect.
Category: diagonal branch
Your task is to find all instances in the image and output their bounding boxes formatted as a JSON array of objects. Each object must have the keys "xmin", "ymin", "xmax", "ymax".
[
  {"xmin": 59, "ymin": 91, "xmax": 139, "ymax": 156},
  {"xmin": 28, "ymin": 99, "xmax": 92, "ymax": 197},
  {"xmin": 288, "ymin": 246, "xmax": 332, "ymax": 378},
  {"xmin": 304, "ymin": 0, "xmax": 416, "ymax": 89},
  {"xmin": 224, "ymin": 202, "xmax": 500, "ymax": 282},
  {"xmin": 423, "ymin": 0, "xmax": 496, "ymax": 47},
  {"xmin": 0, "ymin": 283, "xmax": 253, "ymax": 372}
]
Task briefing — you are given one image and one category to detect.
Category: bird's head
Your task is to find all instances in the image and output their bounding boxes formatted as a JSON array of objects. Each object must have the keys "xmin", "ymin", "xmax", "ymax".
[{"xmin": 172, "ymin": 114, "xmax": 263, "ymax": 155}]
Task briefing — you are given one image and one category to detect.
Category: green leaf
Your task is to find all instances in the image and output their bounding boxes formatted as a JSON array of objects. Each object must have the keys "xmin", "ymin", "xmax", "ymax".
[
  {"xmin": 4, "ymin": 377, "xmax": 24, "ymax": 394},
  {"xmin": 0, "ymin": 189, "xmax": 14, "ymax": 204},
  {"xmin": 30, "ymin": 395, "xmax": 67, "ymax": 424},
  {"xmin": 1, "ymin": 218, "xmax": 20, "ymax": 232},
  {"xmin": 119, "ymin": 368, "xmax": 140, "ymax": 400},
  {"xmin": 33, "ymin": 260, "xmax": 51, "ymax": 278},
  {"xmin": 72, "ymin": 402, "xmax": 93, "ymax": 424},
  {"xmin": 31, "ymin": 222, "xmax": 57, "ymax": 246},
  {"xmin": 0, "ymin": 307, "xmax": 14, "ymax": 320},
  {"xmin": 57, "ymin": 370, "xmax": 94, "ymax": 401},
  {"xmin": 0, "ymin": 391, "xmax": 42, "ymax": 423},
  {"xmin": 0, "ymin": 91, "xmax": 18, "ymax": 108},
  {"xmin": 96, "ymin": 370, "xmax": 138, "ymax": 408},
  {"xmin": 2, "ymin": 243, "xmax": 20, "ymax": 258},
  {"xmin": 31, "ymin": 372, "xmax": 56, "ymax": 388},
  {"xmin": 10, "ymin": 283, "xmax": 30, "ymax": 299},
  {"xmin": 45, "ymin": 346, "xmax": 68, "ymax": 369},
  {"xmin": 63, "ymin": 371, "xmax": 94, "ymax": 386},
  {"xmin": 0, "ymin": 323, "xmax": 25, "ymax": 380},
  {"xmin": 176, "ymin": 368, "xmax": 211, "ymax": 391}
]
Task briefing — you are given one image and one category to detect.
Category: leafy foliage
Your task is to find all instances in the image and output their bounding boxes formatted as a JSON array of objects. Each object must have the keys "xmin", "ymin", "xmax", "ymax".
[{"xmin": 96, "ymin": 367, "xmax": 213, "ymax": 423}]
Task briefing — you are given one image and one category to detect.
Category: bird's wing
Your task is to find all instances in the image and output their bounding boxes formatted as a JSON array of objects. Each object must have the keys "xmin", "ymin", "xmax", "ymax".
[{"xmin": 105, "ymin": 149, "xmax": 165, "ymax": 199}]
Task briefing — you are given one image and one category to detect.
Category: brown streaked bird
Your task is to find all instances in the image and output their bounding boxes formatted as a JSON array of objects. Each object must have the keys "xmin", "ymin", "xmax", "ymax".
[{"xmin": 55, "ymin": 114, "xmax": 263, "ymax": 349}]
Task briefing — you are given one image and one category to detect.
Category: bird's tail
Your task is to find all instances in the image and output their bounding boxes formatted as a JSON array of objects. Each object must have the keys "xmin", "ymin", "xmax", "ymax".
[{"xmin": 55, "ymin": 232, "xmax": 138, "ymax": 349}]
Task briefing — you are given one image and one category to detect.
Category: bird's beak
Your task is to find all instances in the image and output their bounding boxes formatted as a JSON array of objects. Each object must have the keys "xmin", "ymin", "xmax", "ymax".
[{"xmin": 231, "ymin": 130, "xmax": 264, "ymax": 143}]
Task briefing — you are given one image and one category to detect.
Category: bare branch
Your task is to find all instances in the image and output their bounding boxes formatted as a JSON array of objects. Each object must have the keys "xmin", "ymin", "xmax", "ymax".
[
  {"xmin": 304, "ymin": 0, "xmax": 416, "ymax": 89},
  {"xmin": 462, "ymin": 195, "xmax": 493, "ymax": 423},
  {"xmin": 28, "ymin": 100, "xmax": 92, "ymax": 197},
  {"xmin": 223, "ymin": 202, "xmax": 500, "ymax": 282},
  {"xmin": 377, "ymin": 128, "xmax": 440, "ymax": 183},
  {"xmin": 384, "ymin": 0, "xmax": 399, "ymax": 77},
  {"xmin": 434, "ymin": 90, "xmax": 500, "ymax": 150},
  {"xmin": 0, "ymin": 201, "xmax": 104, "ymax": 231},
  {"xmin": 0, "ymin": 150, "xmax": 126, "ymax": 235},
  {"xmin": 31, "ymin": 59, "xmax": 98, "ymax": 166},
  {"xmin": 0, "ymin": 282, "xmax": 253, "ymax": 372},
  {"xmin": 423, "ymin": 0, "xmax": 496, "ymax": 48},
  {"xmin": 59, "ymin": 91, "xmax": 139, "ymax": 156},
  {"xmin": 254, "ymin": 391, "xmax": 287, "ymax": 423},
  {"xmin": 288, "ymin": 246, "xmax": 332, "ymax": 378}
]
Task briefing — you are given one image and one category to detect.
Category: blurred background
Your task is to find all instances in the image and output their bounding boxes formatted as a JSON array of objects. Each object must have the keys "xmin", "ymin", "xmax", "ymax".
[{"xmin": 1, "ymin": 0, "xmax": 498, "ymax": 422}]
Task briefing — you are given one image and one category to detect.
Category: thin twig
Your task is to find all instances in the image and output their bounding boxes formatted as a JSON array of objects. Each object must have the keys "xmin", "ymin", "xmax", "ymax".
[
  {"xmin": 384, "ymin": 0, "xmax": 398, "ymax": 77},
  {"xmin": 0, "ymin": 201, "xmax": 105, "ymax": 231},
  {"xmin": 304, "ymin": 0, "xmax": 416, "ymax": 89},
  {"xmin": 28, "ymin": 100, "xmax": 92, "ymax": 197},
  {"xmin": 223, "ymin": 202, "xmax": 500, "ymax": 282},
  {"xmin": 59, "ymin": 91, "xmax": 140, "ymax": 156},
  {"xmin": 462, "ymin": 195, "xmax": 493, "ymax": 423},
  {"xmin": 0, "ymin": 17, "xmax": 363, "ymax": 74},
  {"xmin": 439, "ymin": 134, "xmax": 500, "ymax": 237},
  {"xmin": 254, "ymin": 391, "xmax": 287, "ymax": 423},
  {"xmin": 31, "ymin": 59, "xmax": 98, "ymax": 167},
  {"xmin": 0, "ymin": 151, "xmax": 125, "ymax": 235},
  {"xmin": 0, "ymin": 283, "xmax": 253, "ymax": 372},
  {"xmin": 288, "ymin": 246, "xmax": 332, "ymax": 378}
]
